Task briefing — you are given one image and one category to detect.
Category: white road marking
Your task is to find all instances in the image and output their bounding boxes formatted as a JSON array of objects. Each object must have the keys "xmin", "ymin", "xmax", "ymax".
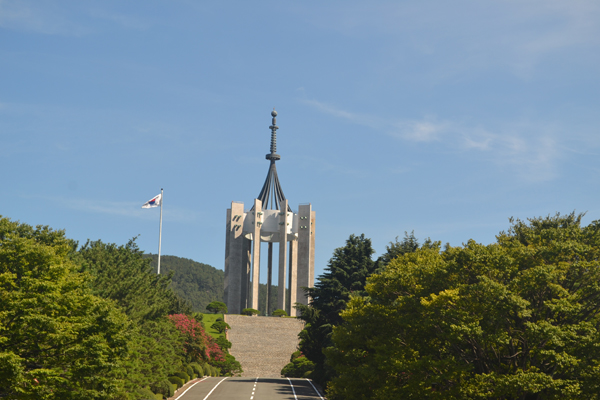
[
  {"xmin": 173, "ymin": 378, "xmax": 209, "ymax": 400},
  {"xmin": 306, "ymin": 379, "xmax": 325, "ymax": 400},
  {"xmin": 287, "ymin": 378, "xmax": 298, "ymax": 400},
  {"xmin": 199, "ymin": 377, "xmax": 228, "ymax": 400}
]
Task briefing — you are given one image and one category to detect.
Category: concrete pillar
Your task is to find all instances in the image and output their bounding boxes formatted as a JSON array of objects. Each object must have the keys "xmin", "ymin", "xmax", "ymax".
[
  {"xmin": 226, "ymin": 202, "xmax": 245, "ymax": 314},
  {"xmin": 242, "ymin": 238, "xmax": 251, "ymax": 311},
  {"xmin": 250, "ymin": 199, "xmax": 262, "ymax": 310},
  {"xmin": 309, "ymin": 210, "xmax": 316, "ymax": 289},
  {"xmin": 277, "ymin": 200, "xmax": 289, "ymax": 312},
  {"xmin": 297, "ymin": 204, "xmax": 313, "ymax": 306},
  {"xmin": 266, "ymin": 242, "xmax": 273, "ymax": 315},
  {"xmin": 288, "ymin": 239, "xmax": 298, "ymax": 316},
  {"xmin": 224, "ymin": 208, "xmax": 231, "ymax": 306}
]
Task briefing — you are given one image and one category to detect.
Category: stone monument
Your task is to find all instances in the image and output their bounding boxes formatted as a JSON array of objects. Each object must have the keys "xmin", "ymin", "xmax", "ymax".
[{"xmin": 224, "ymin": 110, "xmax": 315, "ymax": 316}]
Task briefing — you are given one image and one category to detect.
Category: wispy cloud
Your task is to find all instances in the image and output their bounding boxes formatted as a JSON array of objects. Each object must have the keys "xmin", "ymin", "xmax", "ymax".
[
  {"xmin": 25, "ymin": 195, "xmax": 199, "ymax": 223},
  {"xmin": 304, "ymin": 99, "xmax": 564, "ymax": 182}
]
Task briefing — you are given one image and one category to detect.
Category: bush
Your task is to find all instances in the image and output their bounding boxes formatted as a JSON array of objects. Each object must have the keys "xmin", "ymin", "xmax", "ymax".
[
  {"xmin": 206, "ymin": 301, "xmax": 228, "ymax": 314},
  {"xmin": 272, "ymin": 309, "xmax": 287, "ymax": 317},
  {"xmin": 211, "ymin": 320, "xmax": 231, "ymax": 333},
  {"xmin": 241, "ymin": 308, "xmax": 260, "ymax": 316},
  {"xmin": 174, "ymin": 371, "xmax": 189, "ymax": 382},
  {"xmin": 190, "ymin": 362, "xmax": 203, "ymax": 377},
  {"xmin": 168, "ymin": 375, "xmax": 184, "ymax": 388},
  {"xmin": 185, "ymin": 365, "xmax": 194, "ymax": 379},
  {"xmin": 203, "ymin": 364, "xmax": 212, "ymax": 376},
  {"xmin": 150, "ymin": 378, "xmax": 174, "ymax": 398},
  {"xmin": 154, "ymin": 394, "xmax": 163, "ymax": 400},
  {"xmin": 216, "ymin": 336, "xmax": 232, "ymax": 352},
  {"xmin": 135, "ymin": 388, "xmax": 157, "ymax": 400},
  {"xmin": 281, "ymin": 353, "xmax": 315, "ymax": 378}
]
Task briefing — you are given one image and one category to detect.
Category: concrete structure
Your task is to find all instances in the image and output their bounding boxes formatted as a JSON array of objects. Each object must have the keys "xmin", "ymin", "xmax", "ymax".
[{"xmin": 224, "ymin": 110, "xmax": 315, "ymax": 316}]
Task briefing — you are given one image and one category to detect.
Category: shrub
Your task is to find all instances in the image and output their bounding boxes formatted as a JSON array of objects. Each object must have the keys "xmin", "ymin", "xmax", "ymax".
[
  {"xmin": 241, "ymin": 308, "xmax": 260, "ymax": 316},
  {"xmin": 150, "ymin": 378, "xmax": 174, "ymax": 398},
  {"xmin": 185, "ymin": 365, "xmax": 194, "ymax": 379},
  {"xmin": 211, "ymin": 320, "xmax": 231, "ymax": 333},
  {"xmin": 154, "ymin": 394, "xmax": 163, "ymax": 400},
  {"xmin": 135, "ymin": 387, "xmax": 157, "ymax": 400},
  {"xmin": 190, "ymin": 362, "xmax": 203, "ymax": 376},
  {"xmin": 281, "ymin": 353, "xmax": 315, "ymax": 378},
  {"xmin": 174, "ymin": 371, "xmax": 189, "ymax": 382},
  {"xmin": 168, "ymin": 376, "xmax": 184, "ymax": 388},
  {"xmin": 216, "ymin": 336, "xmax": 232, "ymax": 352},
  {"xmin": 272, "ymin": 309, "xmax": 287, "ymax": 317},
  {"xmin": 204, "ymin": 364, "xmax": 212, "ymax": 376},
  {"xmin": 206, "ymin": 301, "xmax": 228, "ymax": 314}
]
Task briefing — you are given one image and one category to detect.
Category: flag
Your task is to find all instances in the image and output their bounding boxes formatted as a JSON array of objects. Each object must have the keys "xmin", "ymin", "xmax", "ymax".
[{"xmin": 142, "ymin": 194, "xmax": 162, "ymax": 208}]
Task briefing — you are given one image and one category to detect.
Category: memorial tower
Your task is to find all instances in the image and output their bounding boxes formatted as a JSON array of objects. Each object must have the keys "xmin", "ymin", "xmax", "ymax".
[{"xmin": 224, "ymin": 110, "xmax": 315, "ymax": 316}]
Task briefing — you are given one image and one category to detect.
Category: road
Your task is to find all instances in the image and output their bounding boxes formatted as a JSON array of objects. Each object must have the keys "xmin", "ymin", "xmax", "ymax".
[{"xmin": 174, "ymin": 377, "xmax": 325, "ymax": 400}]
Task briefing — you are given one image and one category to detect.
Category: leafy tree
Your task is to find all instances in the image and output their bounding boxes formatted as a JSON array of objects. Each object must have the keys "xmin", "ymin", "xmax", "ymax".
[
  {"xmin": 206, "ymin": 301, "xmax": 228, "ymax": 314},
  {"xmin": 296, "ymin": 234, "xmax": 378, "ymax": 386},
  {"xmin": 78, "ymin": 239, "xmax": 188, "ymax": 396},
  {"xmin": 327, "ymin": 213, "xmax": 600, "ymax": 400},
  {"xmin": 376, "ymin": 231, "xmax": 437, "ymax": 267},
  {"xmin": 272, "ymin": 309, "xmax": 288, "ymax": 317},
  {"xmin": 281, "ymin": 351, "xmax": 315, "ymax": 378},
  {"xmin": 0, "ymin": 217, "xmax": 130, "ymax": 399},
  {"xmin": 241, "ymin": 308, "xmax": 260, "ymax": 316},
  {"xmin": 210, "ymin": 321, "xmax": 231, "ymax": 334}
]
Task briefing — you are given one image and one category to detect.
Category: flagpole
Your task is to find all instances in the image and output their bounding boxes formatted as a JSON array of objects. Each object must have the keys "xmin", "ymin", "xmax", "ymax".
[{"xmin": 158, "ymin": 188, "xmax": 163, "ymax": 274}]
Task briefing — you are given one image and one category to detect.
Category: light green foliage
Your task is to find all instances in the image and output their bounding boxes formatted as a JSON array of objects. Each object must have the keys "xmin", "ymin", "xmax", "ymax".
[
  {"xmin": 272, "ymin": 309, "xmax": 288, "ymax": 317},
  {"xmin": 327, "ymin": 213, "xmax": 600, "ymax": 400},
  {"xmin": 202, "ymin": 313, "xmax": 224, "ymax": 339},
  {"xmin": 241, "ymin": 308, "xmax": 260, "ymax": 316},
  {"xmin": 206, "ymin": 301, "xmax": 228, "ymax": 314},
  {"xmin": 0, "ymin": 217, "xmax": 130, "ymax": 399}
]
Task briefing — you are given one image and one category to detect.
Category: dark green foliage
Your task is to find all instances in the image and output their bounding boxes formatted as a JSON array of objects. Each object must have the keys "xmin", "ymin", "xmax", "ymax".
[
  {"xmin": 167, "ymin": 376, "xmax": 183, "ymax": 389},
  {"xmin": 147, "ymin": 254, "xmax": 224, "ymax": 313},
  {"xmin": 376, "ymin": 230, "xmax": 438, "ymax": 267},
  {"xmin": 241, "ymin": 308, "xmax": 260, "ymax": 316},
  {"xmin": 173, "ymin": 371, "xmax": 189, "ymax": 382},
  {"xmin": 79, "ymin": 239, "xmax": 187, "ymax": 395},
  {"xmin": 206, "ymin": 301, "xmax": 228, "ymax": 314},
  {"xmin": 184, "ymin": 365, "xmax": 194, "ymax": 379},
  {"xmin": 281, "ymin": 351, "xmax": 315, "ymax": 378},
  {"xmin": 295, "ymin": 234, "xmax": 379, "ymax": 386},
  {"xmin": 189, "ymin": 363, "xmax": 203, "ymax": 377},
  {"xmin": 210, "ymin": 320, "xmax": 231, "ymax": 333},
  {"xmin": 272, "ymin": 309, "xmax": 287, "ymax": 317},
  {"xmin": 134, "ymin": 387, "xmax": 156, "ymax": 400},
  {"xmin": 216, "ymin": 336, "xmax": 232, "ymax": 352},
  {"xmin": 149, "ymin": 378, "xmax": 173, "ymax": 398},
  {"xmin": 203, "ymin": 364, "xmax": 212, "ymax": 377},
  {"xmin": 212, "ymin": 353, "xmax": 243, "ymax": 377}
]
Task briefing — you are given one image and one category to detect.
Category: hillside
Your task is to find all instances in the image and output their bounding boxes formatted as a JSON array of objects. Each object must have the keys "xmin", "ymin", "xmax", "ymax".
[{"xmin": 147, "ymin": 254, "xmax": 279, "ymax": 314}]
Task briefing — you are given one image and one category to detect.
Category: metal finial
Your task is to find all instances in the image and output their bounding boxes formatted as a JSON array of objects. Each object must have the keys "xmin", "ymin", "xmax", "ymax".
[{"xmin": 266, "ymin": 109, "xmax": 280, "ymax": 161}]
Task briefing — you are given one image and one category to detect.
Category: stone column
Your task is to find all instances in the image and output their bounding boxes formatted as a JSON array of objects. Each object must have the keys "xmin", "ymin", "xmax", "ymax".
[
  {"xmin": 288, "ymin": 239, "xmax": 298, "ymax": 316},
  {"xmin": 225, "ymin": 201, "xmax": 245, "ymax": 314},
  {"xmin": 277, "ymin": 200, "xmax": 289, "ymax": 312},
  {"xmin": 297, "ymin": 204, "xmax": 313, "ymax": 306},
  {"xmin": 250, "ymin": 199, "xmax": 262, "ymax": 311},
  {"xmin": 266, "ymin": 242, "xmax": 273, "ymax": 315}
]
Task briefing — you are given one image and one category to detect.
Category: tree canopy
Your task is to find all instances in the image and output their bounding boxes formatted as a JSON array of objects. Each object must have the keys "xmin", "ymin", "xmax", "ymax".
[{"xmin": 327, "ymin": 213, "xmax": 600, "ymax": 400}]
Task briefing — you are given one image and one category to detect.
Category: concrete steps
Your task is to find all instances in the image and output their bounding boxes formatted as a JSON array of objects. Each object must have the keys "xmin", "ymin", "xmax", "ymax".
[{"xmin": 225, "ymin": 315, "xmax": 304, "ymax": 378}]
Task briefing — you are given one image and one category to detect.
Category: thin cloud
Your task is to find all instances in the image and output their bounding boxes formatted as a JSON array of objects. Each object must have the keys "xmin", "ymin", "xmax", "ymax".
[{"xmin": 305, "ymin": 99, "xmax": 564, "ymax": 182}]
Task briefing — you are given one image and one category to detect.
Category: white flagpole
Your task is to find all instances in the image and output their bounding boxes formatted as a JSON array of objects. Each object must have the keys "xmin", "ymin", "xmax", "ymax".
[{"xmin": 158, "ymin": 188, "xmax": 163, "ymax": 274}]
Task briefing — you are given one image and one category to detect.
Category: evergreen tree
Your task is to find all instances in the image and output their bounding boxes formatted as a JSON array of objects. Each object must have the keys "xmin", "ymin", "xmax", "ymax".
[{"xmin": 296, "ymin": 234, "xmax": 378, "ymax": 386}]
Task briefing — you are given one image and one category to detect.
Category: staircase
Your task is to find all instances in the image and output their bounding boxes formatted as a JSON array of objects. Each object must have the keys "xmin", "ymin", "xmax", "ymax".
[{"xmin": 225, "ymin": 315, "xmax": 304, "ymax": 378}]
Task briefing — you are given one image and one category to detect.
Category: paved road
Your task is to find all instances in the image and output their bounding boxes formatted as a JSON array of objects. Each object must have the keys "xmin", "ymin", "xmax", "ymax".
[{"xmin": 175, "ymin": 377, "xmax": 324, "ymax": 400}]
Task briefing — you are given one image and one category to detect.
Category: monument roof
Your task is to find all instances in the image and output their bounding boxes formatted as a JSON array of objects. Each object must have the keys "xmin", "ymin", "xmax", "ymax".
[{"xmin": 255, "ymin": 110, "xmax": 292, "ymax": 211}]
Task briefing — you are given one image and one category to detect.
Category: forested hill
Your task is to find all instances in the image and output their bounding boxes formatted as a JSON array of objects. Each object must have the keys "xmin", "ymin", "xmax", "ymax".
[
  {"xmin": 146, "ymin": 254, "xmax": 278, "ymax": 314},
  {"xmin": 147, "ymin": 254, "xmax": 224, "ymax": 313}
]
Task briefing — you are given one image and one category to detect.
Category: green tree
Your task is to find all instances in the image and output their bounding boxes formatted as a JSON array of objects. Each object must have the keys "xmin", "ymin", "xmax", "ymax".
[
  {"xmin": 78, "ymin": 239, "xmax": 188, "ymax": 397},
  {"xmin": 210, "ymin": 321, "xmax": 231, "ymax": 334},
  {"xmin": 272, "ymin": 309, "xmax": 287, "ymax": 317},
  {"xmin": 206, "ymin": 301, "xmax": 228, "ymax": 314},
  {"xmin": 376, "ymin": 231, "xmax": 437, "ymax": 267},
  {"xmin": 0, "ymin": 217, "xmax": 130, "ymax": 399},
  {"xmin": 296, "ymin": 234, "xmax": 378, "ymax": 386},
  {"xmin": 327, "ymin": 213, "xmax": 600, "ymax": 400},
  {"xmin": 241, "ymin": 308, "xmax": 260, "ymax": 316},
  {"xmin": 281, "ymin": 351, "xmax": 315, "ymax": 378}
]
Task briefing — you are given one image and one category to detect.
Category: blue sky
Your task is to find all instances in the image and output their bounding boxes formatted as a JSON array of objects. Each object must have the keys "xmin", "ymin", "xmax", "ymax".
[{"xmin": 2, "ymin": 0, "xmax": 600, "ymax": 282}]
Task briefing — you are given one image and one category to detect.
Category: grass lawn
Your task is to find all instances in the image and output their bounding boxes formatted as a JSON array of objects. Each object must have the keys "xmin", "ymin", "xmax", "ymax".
[{"xmin": 202, "ymin": 313, "xmax": 225, "ymax": 339}]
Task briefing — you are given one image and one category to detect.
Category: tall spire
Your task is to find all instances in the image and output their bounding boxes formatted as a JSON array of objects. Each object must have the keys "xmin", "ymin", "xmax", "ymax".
[
  {"xmin": 255, "ymin": 109, "xmax": 291, "ymax": 211},
  {"xmin": 266, "ymin": 109, "xmax": 280, "ymax": 161}
]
